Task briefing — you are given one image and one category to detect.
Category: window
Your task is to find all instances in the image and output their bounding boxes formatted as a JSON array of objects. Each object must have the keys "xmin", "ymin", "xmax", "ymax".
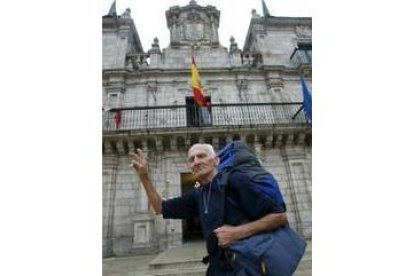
[
  {"xmin": 186, "ymin": 96, "xmax": 212, "ymax": 127},
  {"xmin": 107, "ymin": 93, "xmax": 119, "ymax": 107},
  {"xmin": 296, "ymin": 42, "xmax": 312, "ymax": 64}
]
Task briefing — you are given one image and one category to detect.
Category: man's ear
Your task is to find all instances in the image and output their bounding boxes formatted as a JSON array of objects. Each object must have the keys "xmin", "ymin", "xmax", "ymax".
[{"xmin": 214, "ymin": 155, "xmax": 220, "ymax": 167}]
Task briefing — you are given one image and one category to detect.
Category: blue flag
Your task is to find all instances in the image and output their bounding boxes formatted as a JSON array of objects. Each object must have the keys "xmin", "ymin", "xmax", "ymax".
[{"xmin": 300, "ymin": 75, "xmax": 312, "ymax": 122}]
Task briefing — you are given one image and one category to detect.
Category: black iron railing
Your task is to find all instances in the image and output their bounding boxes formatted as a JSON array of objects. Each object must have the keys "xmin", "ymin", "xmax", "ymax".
[
  {"xmin": 290, "ymin": 48, "xmax": 312, "ymax": 67},
  {"xmin": 102, "ymin": 102, "xmax": 309, "ymax": 131}
]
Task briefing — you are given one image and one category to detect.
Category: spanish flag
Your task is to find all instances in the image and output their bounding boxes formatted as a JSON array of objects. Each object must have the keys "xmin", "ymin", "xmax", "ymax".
[{"xmin": 191, "ymin": 56, "xmax": 211, "ymax": 111}]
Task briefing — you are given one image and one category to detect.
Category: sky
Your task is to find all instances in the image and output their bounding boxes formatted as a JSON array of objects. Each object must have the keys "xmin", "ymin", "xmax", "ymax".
[{"xmin": 101, "ymin": 0, "xmax": 312, "ymax": 51}]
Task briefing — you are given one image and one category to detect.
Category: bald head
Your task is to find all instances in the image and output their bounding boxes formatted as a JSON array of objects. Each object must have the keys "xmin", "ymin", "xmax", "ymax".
[
  {"xmin": 187, "ymin": 143, "xmax": 218, "ymax": 184},
  {"xmin": 188, "ymin": 143, "xmax": 216, "ymax": 158}
]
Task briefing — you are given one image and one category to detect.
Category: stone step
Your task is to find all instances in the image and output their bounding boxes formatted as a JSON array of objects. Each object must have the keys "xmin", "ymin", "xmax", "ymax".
[
  {"xmin": 151, "ymin": 259, "xmax": 312, "ymax": 276},
  {"xmin": 148, "ymin": 239, "xmax": 312, "ymax": 275},
  {"xmin": 150, "ymin": 259, "xmax": 205, "ymax": 271},
  {"xmin": 294, "ymin": 258, "xmax": 312, "ymax": 275},
  {"xmin": 149, "ymin": 241, "xmax": 207, "ymax": 271},
  {"xmin": 294, "ymin": 268, "xmax": 312, "ymax": 276},
  {"xmin": 293, "ymin": 239, "xmax": 312, "ymax": 275},
  {"xmin": 150, "ymin": 266, "xmax": 207, "ymax": 276}
]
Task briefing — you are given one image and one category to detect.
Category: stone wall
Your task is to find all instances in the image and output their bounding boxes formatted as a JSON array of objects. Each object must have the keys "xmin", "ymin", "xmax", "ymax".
[
  {"xmin": 114, "ymin": 71, "xmax": 310, "ymax": 109},
  {"xmin": 103, "ymin": 141, "xmax": 311, "ymax": 257}
]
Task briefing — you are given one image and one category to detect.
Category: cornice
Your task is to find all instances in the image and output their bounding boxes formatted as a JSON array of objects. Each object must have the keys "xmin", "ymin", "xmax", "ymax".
[
  {"xmin": 103, "ymin": 64, "xmax": 309, "ymax": 80},
  {"xmin": 102, "ymin": 126, "xmax": 311, "ymax": 155},
  {"xmin": 252, "ymin": 16, "xmax": 312, "ymax": 26}
]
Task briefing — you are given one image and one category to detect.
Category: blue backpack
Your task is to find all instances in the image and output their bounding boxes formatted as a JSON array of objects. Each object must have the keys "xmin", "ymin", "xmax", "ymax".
[
  {"xmin": 217, "ymin": 141, "xmax": 285, "ymax": 210},
  {"xmin": 216, "ymin": 141, "xmax": 306, "ymax": 276}
]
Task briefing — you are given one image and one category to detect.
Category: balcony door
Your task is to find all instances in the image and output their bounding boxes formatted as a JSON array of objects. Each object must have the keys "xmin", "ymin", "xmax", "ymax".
[
  {"xmin": 180, "ymin": 173, "xmax": 203, "ymax": 242},
  {"xmin": 186, "ymin": 96, "xmax": 212, "ymax": 127}
]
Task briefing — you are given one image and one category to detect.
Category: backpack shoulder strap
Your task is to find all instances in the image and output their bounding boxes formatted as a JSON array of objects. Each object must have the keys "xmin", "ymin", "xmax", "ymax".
[
  {"xmin": 217, "ymin": 169, "xmax": 253, "ymax": 226},
  {"xmin": 217, "ymin": 170, "xmax": 231, "ymax": 227}
]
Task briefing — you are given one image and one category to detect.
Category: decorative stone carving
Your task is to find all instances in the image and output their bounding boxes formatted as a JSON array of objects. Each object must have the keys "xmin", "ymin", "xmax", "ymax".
[
  {"xmin": 149, "ymin": 37, "xmax": 161, "ymax": 54},
  {"xmin": 147, "ymin": 81, "xmax": 157, "ymax": 104},
  {"xmin": 116, "ymin": 140, "xmax": 125, "ymax": 155},
  {"xmin": 187, "ymin": 12, "xmax": 201, "ymax": 22},
  {"xmin": 229, "ymin": 36, "xmax": 240, "ymax": 53},
  {"xmin": 296, "ymin": 25, "xmax": 312, "ymax": 38},
  {"xmin": 132, "ymin": 220, "xmax": 155, "ymax": 248},
  {"xmin": 236, "ymin": 79, "xmax": 248, "ymax": 91},
  {"xmin": 121, "ymin": 8, "xmax": 131, "ymax": 18},
  {"xmin": 126, "ymin": 57, "xmax": 133, "ymax": 70},
  {"xmin": 251, "ymin": 9, "xmax": 260, "ymax": 19},
  {"xmin": 103, "ymin": 141, "xmax": 113, "ymax": 154},
  {"xmin": 165, "ymin": 1, "xmax": 220, "ymax": 48},
  {"xmin": 185, "ymin": 21, "xmax": 204, "ymax": 41}
]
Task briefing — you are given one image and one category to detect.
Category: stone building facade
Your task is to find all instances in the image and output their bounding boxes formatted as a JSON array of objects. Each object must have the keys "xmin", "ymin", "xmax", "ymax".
[{"xmin": 102, "ymin": 0, "xmax": 312, "ymax": 258}]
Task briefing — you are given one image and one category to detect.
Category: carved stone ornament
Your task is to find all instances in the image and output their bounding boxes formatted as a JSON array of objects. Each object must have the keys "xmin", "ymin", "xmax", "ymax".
[
  {"xmin": 296, "ymin": 25, "xmax": 312, "ymax": 38},
  {"xmin": 187, "ymin": 12, "xmax": 201, "ymax": 22},
  {"xmin": 185, "ymin": 21, "xmax": 204, "ymax": 41},
  {"xmin": 121, "ymin": 8, "xmax": 131, "ymax": 18}
]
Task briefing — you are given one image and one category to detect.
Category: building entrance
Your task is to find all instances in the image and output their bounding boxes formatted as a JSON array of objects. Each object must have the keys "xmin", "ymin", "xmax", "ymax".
[{"xmin": 181, "ymin": 173, "xmax": 203, "ymax": 242}]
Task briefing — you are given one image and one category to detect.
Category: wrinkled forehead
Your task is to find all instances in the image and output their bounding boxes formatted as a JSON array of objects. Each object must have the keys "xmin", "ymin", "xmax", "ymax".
[{"xmin": 187, "ymin": 144, "xmax": 215, "ymax": 158}]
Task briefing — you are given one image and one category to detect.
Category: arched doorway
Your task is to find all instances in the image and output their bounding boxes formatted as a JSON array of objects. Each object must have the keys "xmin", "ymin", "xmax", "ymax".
[{"xmin": 180, "ymin": 172, "xmax": 203, "ymax": 242}]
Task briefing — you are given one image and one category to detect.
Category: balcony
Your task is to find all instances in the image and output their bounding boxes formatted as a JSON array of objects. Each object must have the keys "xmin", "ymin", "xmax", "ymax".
[
  {"xmin": 290, "ymin": 48, "xmax": 312, "ymax": 67},
  {"xmin": 102, "ymin": 102, "xmax": 309, "ymax": 132}
]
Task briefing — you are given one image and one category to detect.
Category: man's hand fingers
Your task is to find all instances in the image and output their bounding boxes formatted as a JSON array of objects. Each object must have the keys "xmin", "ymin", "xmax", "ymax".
[
  {"xmin": 129, "ymin": 160, "xmax": 137, "ymax": 168},
  {"xmin": 129, "ymin": 149, "xmax": 145, "ymax": 169},
  {"xmin": 129, "ymin": 151, "xmax": 137, "ymax": 157},
  {"xmin": 129, "ymin": 149, "xmax": 147, "ymax": 162}
]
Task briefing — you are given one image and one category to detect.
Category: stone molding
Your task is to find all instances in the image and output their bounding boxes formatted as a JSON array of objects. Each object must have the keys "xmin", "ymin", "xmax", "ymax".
[{"xmin": 103, "ymin": 129, "xmax": 311, "ymax": 155}]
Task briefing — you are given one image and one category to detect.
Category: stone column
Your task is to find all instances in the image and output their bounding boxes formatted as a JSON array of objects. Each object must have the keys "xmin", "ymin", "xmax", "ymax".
[
  {"xmin": 281, "ymin": 147, "xmax": 311, "ymax": 238},
  {"xmin": 155, "ymin": 137, "xmax": 162, "ymax": 152},
  {"xmin": 170, "ymin": 136, "xmax": 177, "ymax": 151},
  {"xmin": 147, "ymin": 81, "xmax": 158, "ymax": 106},
  {"xmin": 274, "ymin": 133, "xmax": 283, "ymax": 148},
  {"xmin": 265, "ymin": 72, "xmax": 284, "ymax": 102},
  {"xmin": 127, "ymin": 141, "xmax": 135, "ymax": 154},
  {"xmin": 116, "ymin": 140, "xmax": 128, "ymax": 155},
  {"xmin": 149, "ymin": 37, "xmax": 162, "ymax": 69},
  {"xmin": 117, "ymin": 25, "xmax": 131, "ymax": 68},
  {"xmin": 229, "ymin": 36, "xmax": 242, "ymax": 67},
  {"xmin": 102, "ymin": 155, "xmax": 119, "ymax": 257},
  {"xmin": 103, "ymin": 141, "xmax": 113, "ymax": 154},
  {"xmin": 212, "ymin": 137, "xmax": 219, "ymax": 150},
  {"xmin": 210, "ymin": 15, "xmax": 219, "ymax": 45}
]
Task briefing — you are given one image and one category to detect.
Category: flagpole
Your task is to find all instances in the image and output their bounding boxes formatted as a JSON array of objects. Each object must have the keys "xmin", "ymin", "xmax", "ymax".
[
  {"xmin": 191, "ymin": 42, "xmax": 196, "ymax": 61},
  {"xmin": 292, "ymin": 69, "xmax": 305, "ymax": 120},
  {"xmin": 292, "ymin": 105, "xmax": 304, "ymax": 120},
  {"xmin": 292, "ymin": 70, "xmax": 308, "ymax": 121}
]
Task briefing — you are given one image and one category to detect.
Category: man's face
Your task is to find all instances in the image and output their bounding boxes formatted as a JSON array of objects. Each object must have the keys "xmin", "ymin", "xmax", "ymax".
[{"xmin": 187, "ymin": 145, "xmax": 218, "ymax": 183}]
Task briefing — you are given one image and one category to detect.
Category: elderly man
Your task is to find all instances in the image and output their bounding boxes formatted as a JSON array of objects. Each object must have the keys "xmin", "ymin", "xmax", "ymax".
[{"xmin": 130, "ymin": 143, "xmax": 287, "ymax": 275}]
